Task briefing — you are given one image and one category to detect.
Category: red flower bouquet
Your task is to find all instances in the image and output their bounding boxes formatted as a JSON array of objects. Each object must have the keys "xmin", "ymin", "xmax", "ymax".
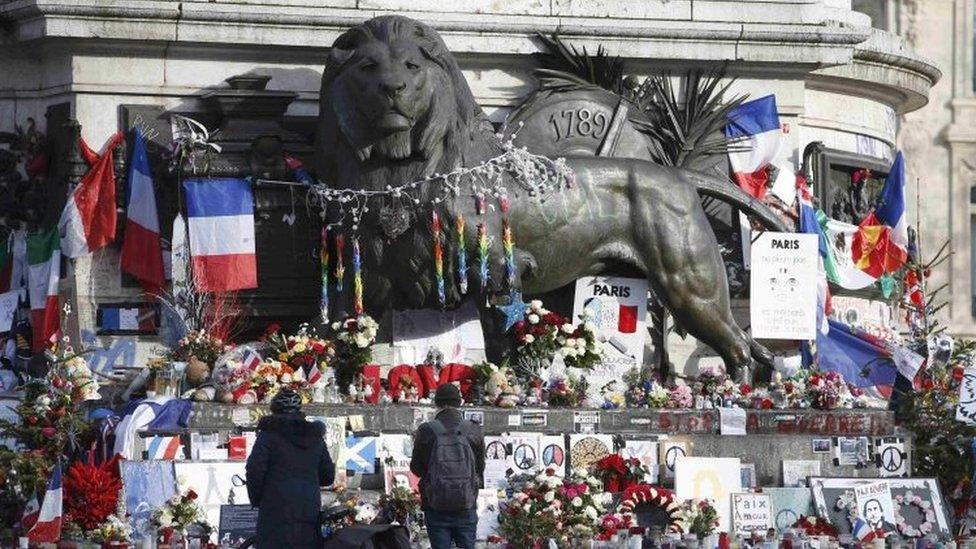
[{"xmin": 592, "ymin": 453, "xmax": 647, "ymax": 493}]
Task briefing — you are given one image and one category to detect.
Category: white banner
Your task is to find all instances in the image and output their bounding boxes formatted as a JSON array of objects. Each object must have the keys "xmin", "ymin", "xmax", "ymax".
[{"xmin": 571, "ymin": 276, "xmax": 648, "ymax": 390}]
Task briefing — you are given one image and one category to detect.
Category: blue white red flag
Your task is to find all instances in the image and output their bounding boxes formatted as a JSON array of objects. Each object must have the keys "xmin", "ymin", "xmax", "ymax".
[
  {"xmin": 146, "ymin": 435, "xmax": 184, "ymax": 460},
  {"xmin": 803, "ymin": 318, "xmax": 898, "ymax": 399},
  {"xmin": 797, "ymin": 175, "xmax": 831, "ymax": 333},
  {"xmin": 28, "ymin": 461, "xmax": 62, "ymax": 543},
  {"xmin": 121, "ymin": 131, "xmax": 165, "ymax": 294},
  {"xmin": 183, "ymin": 178, "xmax": 257, "ymax": 292},
  {"xmin": 852, "ymin": 517, "xmax": 882, "ymax": 542},
  {"xmin": 725, "ymin": 95, "xmax": 784, "ymax": 200}
]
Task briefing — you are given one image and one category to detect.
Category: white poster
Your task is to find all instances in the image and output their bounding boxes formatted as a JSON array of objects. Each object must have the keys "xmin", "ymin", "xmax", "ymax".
[
  {"xmin": 483, "ymin": 435, "xmax": 510, "ymax": 489},
  {"xmin": 572, "ymin": 276, "xmax": 649, "ymax": 391},
  {"xmin": 675, "ymin": 456, "xmax": 742, "ymax": 533},
  {"xmin": 507, "ymin": 433, "xmax": 542, "ymax": 474},
  {"xmin": 732, "ymin": 493, "xmax": 773, "ymax": 535},
  {"xmin": 623, "ymin": 440, "xmax": 659, "ymax": 483},
  {"xmin": 174, "ymin": 461, "xmax": 248, "ymax": 540},
  {"xmin": 749, "ymin": 232, "xmax": 818, "ymax": 340},
  {"xmin": 392, "ymin": 301, "xmax": 485, "ymax": 364},
  {"xmin": 782, "ymin": 459, "xmax": 821, "ymax": 487},
  {"xmin": 854, "ymin": 481, "xmax": 897, "ymax": 535},
  {"xmin": 539, "ymin": 435, "xmax": 567, "ymax": 476}
]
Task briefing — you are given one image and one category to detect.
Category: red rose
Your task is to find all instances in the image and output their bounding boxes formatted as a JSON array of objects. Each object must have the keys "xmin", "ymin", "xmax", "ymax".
[
  {"xmin": 41, "ymin": 427, "xmax": 56, "ymax": 437},
  {"xmin": 953, "ymin": 366, "xmax": 965, "ymax": 382},
  {"xmin": 761, "ymin": 398, "xmax": 774, "ymax": 409},
  {"xmin": 186, "ymin": 489, "xmax": 198, "ymax": 500},
  {"xmin": 922, "ymin": 379, "xmax": 935, "ymax": 390},
  {"xmin": 740, "ymin": 383, "xmax": 752, "ymax": 395}
]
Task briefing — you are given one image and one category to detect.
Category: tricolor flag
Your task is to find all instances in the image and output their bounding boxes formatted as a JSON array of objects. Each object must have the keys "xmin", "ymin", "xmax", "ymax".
[
  {"xmin": 59, "ymin": 132, "xmax": 125, "ymax": 258},
  {"xmin": 183, "ymin": 178, "xmax": 257, "ymax": 292},
  {"xmin": 725, "ymin": 95, "xmax": 784, "ymax": 200},
  {"xmin": 820, "ymin": 214, "xmax": 878, "ymax": 290},
  {"xmin": 120, "ymin": 131, "xmax": 165, "ymax": 294},
  {"xmin": 797, "ymin": 176, "xmax": 831, "ymax": 333},
  {"xmin": 852, "ymin": 152, "xmax": 909, "ymax": 278},
  {"xmin": 28, "ymin": 461, "xmax": 62, "ymax": 543},
  {"xmin": 26, "ymin": 230, "xmax": 60, "ymax": 352},
  {"xmin": 851, "ymin": 517, "xmax": 882, "ymax": 542},
  {"xmin": 284, "ymin": 153, "xmax": 313, "ymax": 185},
  {"xmin": 242, "ymin": 348, "xmax": 262, "ymax": 371},
  {"xmin": 146, "ymin": 435, "xmax": 184, "ymax": 460},
  {"xmin": 97, "ymin": 305, "xmax": 157, "ymax": 333},
  {"xmin": 802, "ymin": 318, "xmax": 898, "ymax": 400}
]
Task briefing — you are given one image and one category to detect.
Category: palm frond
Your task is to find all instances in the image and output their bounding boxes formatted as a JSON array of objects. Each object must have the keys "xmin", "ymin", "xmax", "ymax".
[
  {"xmin": 534, "ymin": 33, "xmax": 628, "ymax": 95},
  {"xmin": 633, "ymin": 68, "xmax": 749, "ymax": 168}
]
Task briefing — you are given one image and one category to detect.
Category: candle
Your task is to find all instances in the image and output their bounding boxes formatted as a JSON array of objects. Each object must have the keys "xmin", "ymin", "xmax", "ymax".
[
  {"xmin": 335, "ymin": 233, "xmax": 345, "ymax": 293},
  {"xmin": 432, "ymin": 210, "xmax": 446, "ymax": 306},
  {"xmin": 478, "ymin": 223, "xmax": 489, "ymax": 291},
  {"xmin": 456, "ymin": 214, "xmax": 468, "ymax": 295},
  {"xmin": 320, "ymin": 227, "xmax": 329, "ymax": 323},
  {"xmin": 352, "ymin": 237, "xmax": 363, "ymax": 315}
]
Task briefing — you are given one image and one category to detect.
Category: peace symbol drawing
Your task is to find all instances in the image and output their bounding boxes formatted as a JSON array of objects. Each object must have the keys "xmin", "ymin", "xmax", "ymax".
[
  {"xmin": 665, "ymin": 445, "xmax": 686, "ymax": 471},
  {"xmin": 880, "ymin": 447, "xmax": 904, "ymax": 472},
  {"xmin": 513, "ymin": 444, "xmax": 536, "ymax": 470},
  {"xmin": 776, "ymin": 509, "xmax": 799, "ymax": 530},
  {"xmin": 542, "ymin": 444, "xmax": 564, "ymax": 467},
  {"xmin": 486, "ymin": 441, "xmax": 507, "ymax": 460}
]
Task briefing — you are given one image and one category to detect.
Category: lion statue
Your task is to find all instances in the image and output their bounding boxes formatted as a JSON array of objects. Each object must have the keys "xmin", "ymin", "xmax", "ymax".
[{"xmin": 317, "ymin": 15, "xmax": 789, "ymax": 381}]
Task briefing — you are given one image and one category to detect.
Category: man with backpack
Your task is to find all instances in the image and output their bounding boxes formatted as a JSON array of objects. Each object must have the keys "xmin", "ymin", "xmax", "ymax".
[{"xmin": 410, "ymin": 383, "xmax": 485, "ymax": 549}]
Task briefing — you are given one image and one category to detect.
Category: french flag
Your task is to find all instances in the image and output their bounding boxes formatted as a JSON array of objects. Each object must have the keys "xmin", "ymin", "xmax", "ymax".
[
  {"xmin": 802, "ymin": 318, "xmax": 898, "ymax": 400},
  {"xmin": 28, "ymin": 462, "xmax": 62, "ymax": 543},
  {"xmin": 59, "ymin": 132, "xmax": 125, "ymax": 258},
  {"xmin": 183, "ymin": 178, "xmax": 257, "ymax": 292},
  {"xmin": 725, "ymin": 95, "xmax": 784, "ymax": 200},
  {"xmin": 120, "ymin": 131, "xmax": 165, "ymax": 294},
  {"xmin": 146, "ymin": 435, "xmax": 184, "ymax": 460}
]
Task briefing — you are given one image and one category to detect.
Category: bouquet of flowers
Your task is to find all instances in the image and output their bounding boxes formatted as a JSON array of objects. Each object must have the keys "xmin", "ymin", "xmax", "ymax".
[
  {"xmin": 378, "ymin": 485, "xmax": 421, "ymax": 539},
  {"xmin": 791, "ymin": 515, "xmax": 838, "ymax": 537},
  {"xmin": 269, "ymin": 324, "xmax": 335, "ymax": 376},
  {"xmin": 499, "ymin": 469, "xmax": 610, "ymax": 547},
  {"xmin": 510, "ymin": 301, "xmax": 604, "ymax": 377},
  {"xmin": 546, "ymin": 375, "xmax": 584, "ymax": 407},
  {"xmin": 55, "ymin": 351, "xmax": 101, "ymax": 403},
  {"xmin": 591, "ymin": 454, "xmax": 647, "ymax": 492},
  {"xmin": 91, "ymin": 512, "xmax": 132, "ymax": 544},
  {"xmin": 63, "ymin": 456, "xmax": 123, "ymax": 532},
  {"xmin": 599, "ymin": 380, "xmax": 626, "ymax": 409},
  {"xmin": 331, "ymin": 315, "xmax": 379, "ymax": 390},
  {"xmin": 152, "ymin": 489, "xmax": 205, "ymax": 533},
  {"xmin": 676, "ymin": 499, "xmax": 719, "ymax": 539},
  {"xmin": 166, "ymin": 330, "xmax": 228, "ymax": 364},
  {"xmin": 668, "ymin": 384, "xmax": 693, "ymax": 408},
  {"xmin": 768, "ymin": 371, "xmax": 808, "ymax": 409},
  {"xmin": 803, "ymin": 369, "xmax": 855, "ymax": 410}
]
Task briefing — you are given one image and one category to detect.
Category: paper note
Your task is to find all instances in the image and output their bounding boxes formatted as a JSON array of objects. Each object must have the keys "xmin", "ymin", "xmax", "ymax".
[{"xmin": 720, "ymin": 407, "xmax": 747, "ymax": 435}]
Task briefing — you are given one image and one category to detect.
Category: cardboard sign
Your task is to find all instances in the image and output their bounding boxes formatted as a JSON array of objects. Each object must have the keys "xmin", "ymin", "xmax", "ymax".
[
  {"xmin": 572, "ymin": 276, "xmax": 649, "ymax": 394},
  {"xmin": 875, "ymin": 437, "xmax": 908, "ymax": 478},
  {"xmin": 854, "ymin": 481, "xmax": 897, "ymax": 535},
  {"xmin": 749, "ymin": 232, "xmax": 818, "ymax": 340},
  {"xmin": 732, "ymin": 493, "xmax": 773, "ymax": 535}
]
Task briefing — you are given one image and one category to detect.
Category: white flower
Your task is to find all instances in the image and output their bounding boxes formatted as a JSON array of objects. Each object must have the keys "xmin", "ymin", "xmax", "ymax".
[
  {"xmin": 354, "ymin": 333, "xmax": 370, "ymax": 348},
  {"xmin": 582, "ymin": 309, "xmax": 595, "ymax": 320},
  {"xmin": 281, "ymin": 373, "xmax": 293, "ymax": 384},
  {"xmin": 561, "ymin": 323, "xmax": 574, "ymax": 334},
  {"xmin": 523, "ymin": 504, "xmax": 532, "ymax": 513},
  {"xmin": 523, "ymin": 334, "xmax": 535, "ymax": 344},
  {"xmin": 528, "ymin": 314, "xmax": 540, "ymax": 324},
  {"xmin": 572, "ymin": 497, "xmax": 583, "ymax": 507},
  {"xmin": 566, "ymin": 338, "xmax": 577, "ymax": 348},
  {"xmin": 331, "ymin": 322, "xmax": 340, "ymax": 331},
  {"xmin": 545, "ymin": 491, "xmax": 555, "ymax": 502},
  {"xmin": 530, "ymin": 299, "xmax": 543, "ymax": 311},
  {"xmin": 584, "ymin": 506, "xmax": 598, "ymax": 520}
]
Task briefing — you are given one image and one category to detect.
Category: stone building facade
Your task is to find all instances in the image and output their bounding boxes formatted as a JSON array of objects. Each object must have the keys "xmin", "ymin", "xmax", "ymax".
[{"xmin": 0, "ymin": 0, "xmax": 942, "ymax": 372}]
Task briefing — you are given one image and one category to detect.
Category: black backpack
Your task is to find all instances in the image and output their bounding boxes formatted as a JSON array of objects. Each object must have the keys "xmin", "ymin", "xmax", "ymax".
[{"xmin": 422, "ymin": 419, "xmax": 477, "ymax": 511}]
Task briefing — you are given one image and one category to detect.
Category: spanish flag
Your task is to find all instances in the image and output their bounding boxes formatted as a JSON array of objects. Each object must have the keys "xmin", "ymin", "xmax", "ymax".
[{"xmin": 852, "ymin": 153, "xmax": 908, "ymax": 278}]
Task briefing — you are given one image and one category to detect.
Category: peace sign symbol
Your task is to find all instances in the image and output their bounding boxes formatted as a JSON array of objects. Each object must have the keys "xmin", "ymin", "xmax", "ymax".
[
  {"xmin": 513, "ymin": 444, "xmax": 536, "ymax": 470},
  {"xmin": 542, "ymin": 444, "xmax": 564, "ymax": 467},
  {"xmin": 486, "ymin": 441, "xmax": 507, "ymax": 460},
  {"xmin": 665, "ymin": 445, "xmax": 686, "ymax": 471},
  {"xmin": 881, "ymin": 447, "xmax": 903, "ymax": 472},
  {"xmin": 776, "ymin": 509, "xmax": 799, "ymax": 530}
]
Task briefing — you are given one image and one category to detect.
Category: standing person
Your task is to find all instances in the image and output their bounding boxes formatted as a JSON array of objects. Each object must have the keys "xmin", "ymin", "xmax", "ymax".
[
  {"xmin": 246, "ymin": 388, "xmax": 335, "ymax": 548},
  {"xmin": 410, "ymin": 383, "xmax": 485, "ymax": 549}
]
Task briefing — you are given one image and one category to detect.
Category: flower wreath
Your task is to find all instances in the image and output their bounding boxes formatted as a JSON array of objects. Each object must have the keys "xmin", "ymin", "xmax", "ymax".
[
  {"xmin": 617, "ymin": 484, "xmax": 683, "ymax": 533},
  {"xmin": 893, "ymin": 491, "xmax": 936, "ymax": 538}
]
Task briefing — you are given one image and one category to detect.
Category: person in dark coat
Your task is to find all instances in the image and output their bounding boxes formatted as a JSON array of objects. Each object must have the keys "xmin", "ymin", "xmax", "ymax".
[
  {"xmin": 246, "ymin": 388, "xmax": 335, "ymax": 548},
  {"xmin": 410, "ymin": 383, "xmax": 485, "ymax": 549}
]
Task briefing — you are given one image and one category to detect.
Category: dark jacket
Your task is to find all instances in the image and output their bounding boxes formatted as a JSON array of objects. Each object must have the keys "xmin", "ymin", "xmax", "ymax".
[
  {"xmin": 246, "ymin": 412, "xmax": 335, "ymax": 548},
  {"xmin": 409, "ymin": 407, "xmax": 485, "ymax": 510}
]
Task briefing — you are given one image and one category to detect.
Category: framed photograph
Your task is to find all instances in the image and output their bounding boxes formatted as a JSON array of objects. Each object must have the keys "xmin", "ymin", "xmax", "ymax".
[
  {"xmin": 812, "ymin": 438, "xmax": 831, "ymax": 453},
  {"xmin": 809, "ymin": 477, "xmax": 952, "ymax": 538}
]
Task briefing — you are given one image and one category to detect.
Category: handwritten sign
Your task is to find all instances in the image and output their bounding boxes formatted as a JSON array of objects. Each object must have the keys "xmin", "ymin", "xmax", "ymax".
[
  {"xmin": 749, "ymin": 232, "xmax": 818, "ymax": 340},
  {"xmin": 732, "ymin": 493, "xmax": 773, "ymax": 535},
  {"xmin": 956, "ymin": 365, "xmax": 976, "ymax": 425}
]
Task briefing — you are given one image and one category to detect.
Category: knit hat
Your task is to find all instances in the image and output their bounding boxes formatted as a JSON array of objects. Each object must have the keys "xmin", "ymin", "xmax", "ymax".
[
  {"xmin": 434, "ymin": 383, "xmax": 462, "ymax": 407},
  {"xmin": 270, "ymin": 388, "xmax": 302, "ymax": 414}
]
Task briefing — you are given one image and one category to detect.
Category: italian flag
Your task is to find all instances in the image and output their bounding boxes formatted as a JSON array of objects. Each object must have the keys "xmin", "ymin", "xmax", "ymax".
[{"xmin": 27, "ymin": 229, "xmax": 60, "ymax": 351}]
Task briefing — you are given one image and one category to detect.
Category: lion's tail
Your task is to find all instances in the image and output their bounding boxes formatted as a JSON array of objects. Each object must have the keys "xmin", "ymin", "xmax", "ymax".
[{"xmin": 684, "ymin": 171, "xmax": 791, "ymax": 233}]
